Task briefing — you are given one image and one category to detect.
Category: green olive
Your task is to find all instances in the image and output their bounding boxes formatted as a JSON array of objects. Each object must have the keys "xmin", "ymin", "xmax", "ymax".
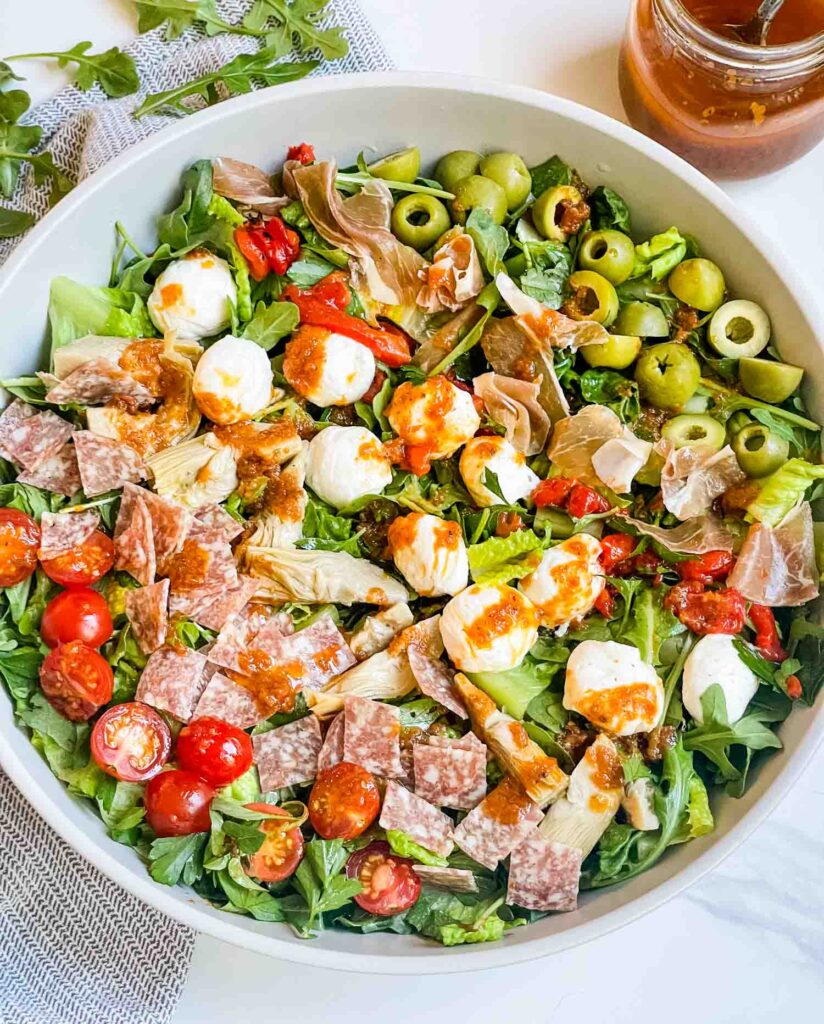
[
  {"xmin": 614, "ymin": 301, "xmax": 669, "ymax": 338},
  {"xmin": 535, "ymin": 506, "xmax": 574, "ymax": 539},
  {"xmin": 434, "ymin": 150, "xmax": 481, "ymax": 193},
  {"xmin": 661, "ymin": 413, "xmax": 726, "ymax": 452},
  {"xmin": 668, "ymin": 258, "xmax": 726, "ymax": 312},
  {"xmin": 732, "ymin": 423, "xmax": 790, "ymax": 478},
  {"xmin": 634, "ymin": 342, "xmax": 701, "ymax": 410},
  {"xmin": 565, "ymin": 271, "xmax": 619, "ymax": 326},
  {"xmin": 581, "ymin": 334, "xmax": 642, "ymax": 369},
  {"xmin": 391, "ymin": 194, "xmax": 452, "ymax": 251},
  {"xmin": 635, "ymin": 449, "xmax": 665, "ymax": 486},
  {"xmin": 727, "ymin": 410, "xmax": 752, "ymax": 436},
  {"xmin": 738, "ymin": 357, "xmax": 804, "ymax": 404},
  {"xmin": 368, "ymin": 146, "xmax": 421, "ymax": 183},
  {"xmin": 708, "ymin": 300, "xmax": 770, "ymax": 358},
  {"xmin": 532, "ymin": 185, "xmax": 584, "ymax": 242},
  {"xmin": 478, "ymin": 152, "xmax": 531, "ymax": 211},
  {"xmin": 449, "ymin": 174, "xmax": 508, "ymax": 226},
  {"xmin": 578, "ymin": 230, "xmax": 636, "ymax": 285}
]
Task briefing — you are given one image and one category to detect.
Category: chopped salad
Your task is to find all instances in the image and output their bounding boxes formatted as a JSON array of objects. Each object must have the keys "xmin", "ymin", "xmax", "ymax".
[{"xmin": 1, "ymin": 142, "xmax": 823, "ymax": 945}]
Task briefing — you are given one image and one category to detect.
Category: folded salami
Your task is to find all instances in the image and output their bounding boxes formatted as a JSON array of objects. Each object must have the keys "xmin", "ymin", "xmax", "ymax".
[
  {"xmin": 317, "ymin": 712, "xmax": 345, "ymax": 773},
  {"xmin": 188, "ymin": 575, "xmax": 259, "ymax": 632},
  {"xmin": 0, "ymin": 401, "xmax": 73, "ymax": 471},
  {"xmin": 343, "ymin": 695, "xmax": 404, "ymax": 777},
  {"xmin": 253, "ymin": 715, "xmax": 323, "ymax": 791},
  {"xmin": 116, "ymin": 483, "xmax": 191, "ymax": 565},
  {"xmin": 124, "ymin": 578, "xmax": 170, "ymax": 655},
  {"xmin": 506, "ymin": 834, "xmax": 582, "ymax": 913},
  {"xmin": 74, "ymin": 431, "xmax": 146, "ymax": 496},
  {"xmin": 38, "ymin": 509, "xmax": 100, "ymax": 560},
  {"xmin": 16, "ymin": 441, "xmax": 80, "ymax": 496},
  {"xmin": 452, "ymin": 775, "xmax": 543, "ymax": 870},
  {"xmin": 135, "ymin": 645, "xmax": 208, "ymax": 722},
  {"xmin": 114, "ymin": 495, "xmax": 156, "ymax": 586},
  {"xmin": 194, "ymin": 503, "xmax": 244, "ymax": 542},
  {"xmin": 379, "ymin": 781, "xmax": 455, "ymax": 858},
  {"xmin": 192, "ymin": 670, "xmax": 263, "ymax": 730},
  {"xmin": 413, "ymin": 739, "xmax": 487, "ymax": 810},
  {"xmin": 44, "ymin": 356, "xmax": 154, "ymax": 407},
  {"xmin": 407, "ymin": 647, "xmax": 467, "ymax": 718}
]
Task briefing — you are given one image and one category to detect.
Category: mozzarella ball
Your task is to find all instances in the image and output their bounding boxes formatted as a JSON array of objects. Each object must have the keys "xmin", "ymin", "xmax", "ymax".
[
  {"xmin": 192, "ymin": 336, "xmax": 273, "ymax": 424},
  {"xmin": 564, "ymin": 639, "xmax": 664, "ymax": 736},
  {"xmin": 519, "ymin": 534, "xmax": 604, "ymax": 630},
  {"xmin": 148, "ymin": 252, "xmax": 236, "ymax": 340},
  {"xmin": 305, "ymin": 425, "xmax": 392, "ymax": 508},
  {"xmin": 387, "ymin": 512, "xmax": 468, "ymax": 597},
  {"xmin": 440, "ymin": 582, "xmax": 539, "ymax": 673},
  {"xmin": 283, "ymin": 326, "xmax": 376, "ymax": 407},
  {"xmin": 459, "ymin": 435, "xmax": 539, "ymax": 507},
  {"xmin": 682, "ymin": 633, "xmax": 758, "ymax": 724},
  {"xmin": 386, "ymin": 375, "xmax": 480, "ymax": 460}
]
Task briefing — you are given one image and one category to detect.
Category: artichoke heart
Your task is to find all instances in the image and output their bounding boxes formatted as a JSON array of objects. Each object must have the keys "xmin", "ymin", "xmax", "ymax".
[{"xmin": 146, "ymin": 432, "xmax": 237, "ymax": 509}]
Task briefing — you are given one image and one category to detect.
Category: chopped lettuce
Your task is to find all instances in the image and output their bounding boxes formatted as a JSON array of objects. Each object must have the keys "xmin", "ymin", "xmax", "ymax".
[
  {"xmin": 746, "ymin": 459, "xmax": 824, "ymax": 527},
  {"xmin": 467, "ymin": 529, "xmax": 545, "ymax": 585},
  {"xmin": 386, "ymin": 830, "xmax": 449, "ymax": 867},
  {"xmin": 468, "ymin": 655, "xmax": 553, "ymax": 720},
  {"xmin": 48, "ymin": 276, "xmax": 154, "ymax": 359},
  {"xmin": 629, "ymin": 226, "xmax": 687, "ymax": 281},
  {"xmin": 685, "ymin": 774, "xmax": 714, "ymax": 838}
]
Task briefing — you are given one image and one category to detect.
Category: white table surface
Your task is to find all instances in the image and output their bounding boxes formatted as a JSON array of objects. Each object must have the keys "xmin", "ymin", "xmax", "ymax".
[{"xmin": 3, "ymin": 2, "xmax": 824, "ymax": 1020}]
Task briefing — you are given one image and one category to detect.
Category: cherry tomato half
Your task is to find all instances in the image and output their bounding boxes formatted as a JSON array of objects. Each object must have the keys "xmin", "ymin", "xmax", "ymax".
[
  {"xmin": 144, "ymin": 769, "xmax": 215, "ymax": 837},
  {"xmin": 39, "ymin": 640, "xmax": 114, "ymax": 721},
  {"xmin": 175, "ymin": 716, "xmax": 253, "ymax": 788},
  {"xmin": 308, "ymin": 762, "xmax": 380, "ymax": 840},
  {"xmin": 244, "ymin": 803, "xmax": 305, "ymax": 883},
  {"xmin": 40, "ymin": 530, "xmax": 115, "ymax": 587},
  {"xmin": 566, "ymin": 483, "xmax": 611, "ymax": 518},
  {"xmin": 40, "ymin": 587, "xmax": 113, "ymax": 649},
  {"xmin": 664, "ymin": 582, "xmax": 746, "ymax": 635},
  {"xmin": 346, "ymin": 841, "xmax": 421, "ymax": 916},
  {"xmin": 91, "ymin": 702, "xmax": 172, "ymax": 782},
  {"xmin": 600, "ymin": 533, "xmax": 637, "ymax": 575},
  {"xmin": 675, "ymin": 550, "xmax": 735, "ymax": 585},
  {"xmin": 0, "ymin": 507, "xmax": 40, "ymax": 587}
]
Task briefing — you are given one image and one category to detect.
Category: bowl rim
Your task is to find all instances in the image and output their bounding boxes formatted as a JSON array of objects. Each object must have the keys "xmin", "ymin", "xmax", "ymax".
[{"xmin": 2, "ymin": 68, "xmax": 823, "ymax": 975}]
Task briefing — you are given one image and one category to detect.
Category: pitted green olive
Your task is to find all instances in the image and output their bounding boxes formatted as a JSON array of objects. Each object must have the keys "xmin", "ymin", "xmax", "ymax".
[
  {"xmin": 434, "ymin": 150, "xmax": 481, "ymax": 193},
  {"xmin": 578, "ymin": 230, "xmax": 636, "ymax": 285},
  {"xmin": 532, "ymin": 185, "xmax": 584, "ymax": 242},
  {"xmin": 391, "ymin": 194, "xmax": 452, "ymax": 250},
  {"xmin": 708, "ymin": 300, "xmax": 770, "ymax": 358},
  {"xmin": 738, "ymin": 357, "xmax": 804, "ymax": 404},
  {"xmin": 581, "ymin": 334, "xmax": 642, "ymax": 369},
  {"xmin": 634, "ymin": 342, "xmax": 701, "ymax": 410},
  {"xmin": 614, "ymin": 301, "xmax": 669, "ymax": 338},
  {"xmin": 565, "ymin": 270, "xmax": 619, "ymax": 326},
  {"xmin": 668, "ymin": 258, "xmax": 726, "ymax": 312},
  {"xmin": 661, "ymin": 413, "xmax": 726, "ymax": 452},
  {"xmin": 479, "ymin": 152, "xmax": 531, "ymax": 211},
  {"xmin": 368, "ymin": 147, "xmax": 421, "ymax": 183},
  {"xmin": 732, "ymin": 423, "xmax": 790, "ymax": 478},
  {"xmin": 449, "ymin": 175, "xmax": 508, "ymax": 225}
]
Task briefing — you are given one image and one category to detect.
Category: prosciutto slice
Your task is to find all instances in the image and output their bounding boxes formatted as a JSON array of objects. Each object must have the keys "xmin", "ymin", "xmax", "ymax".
[
  {"xmin": 620, "ymin": 513, "xmax": 738, "ymax": 554},
  {"xmin": 661, "ymin": 443, "xmax": 745, "ymax": 520},
  {"xmin": 473, "ymin": 372, "xmax": 550, "ymax": 455},
  {"xmin": 416, "ymin": 228, "xmax": 484, "ymax": 313},
  {"xmin": 728, "ymin": 501, "xmax": 819, "ymax": 607},
  {"xmin": 495, "ymin": 273, "xmax": 609, "ymax": 350},
  {"xmin": 212, "ymin": 157, "xmax": 288, "ymax": 215},
  {"xmin": 547, "ymin": 405, "xmax": 624, "ymax": 486}
]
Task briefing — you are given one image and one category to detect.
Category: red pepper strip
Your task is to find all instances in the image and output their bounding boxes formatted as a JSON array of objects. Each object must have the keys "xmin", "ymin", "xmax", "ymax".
[
  {"xmin": 664, "ymin": 582, "xmax": 746, "ymax": 636},
  {"xmin": 567, "ymin": 484, "xmax": 611, "ymax": 518},
  {"xmin": 785, "ymin": 674, "xmax": 802, "ymax": 699},
  {"xmin": 282, "ymin": 279, "xmax": 412, "ymax": 367},
  {"xmin": 749, "ymin": 604, "xmax": 787, "ymax": 663},
  {"xmin": 531, "ymin": 477, "xmax": 577, "ymax": 508},
  {"xmin": 287, "ymin": 142, "xmax": 315, "ymax": 165},
  {"xmin": 600, "ymin": 533, "xmax": 637, "ymax": 575},
  {"xmin": 676, "ymin": 550, "xmax": 736, "ymax": 585},
  {"xmin": 594, "ymin": 588, "xmax": 616, "ymax": 619},
  {"xmin": 234, "ymin": 217, "xmax": 301, "ymax": 280},
  {"xmin": 234, "ymin": 227, "xmax": 270, "ymax": 281}
]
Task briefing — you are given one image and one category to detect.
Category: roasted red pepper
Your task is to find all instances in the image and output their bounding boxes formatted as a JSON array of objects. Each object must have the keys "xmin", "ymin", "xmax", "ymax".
[
  {"xmin": 567, "ymin": 483, "xmax": 611, "ymax": 518},
  {"xmin": 282, "ymin": 274, "xmax": 412, "ymax": 367},
  {"xmin": 287, "ymin": 142, "xmax": 315, "ymax": 165},
  {"xmin": 676, "ymin": 549, "xmax": 736, "ymax": 585},
  {"xmin": 600, "ymin": 533, "xmax": 637, "ymax": 575},
  {"xmin": 785, "ymin": 674, "xmax": 802, "ymax": 700},
  {"xmin": 749, "ymin": 604, "xmax": 787, "ymax": 663},
  {"xmin": 234, "ymin": 217, "xmax": 301, "ymax": 281},
  {"xmin": 664, "ymin": 581, "xmax": 746, "ymax": 635},
  {"xmin": 594, "ymin": 588, "xmax": 616, "ymax": 619},
  {"xmin": 531, "ymin": 477, "xmax": 577, "ymax": 508}
]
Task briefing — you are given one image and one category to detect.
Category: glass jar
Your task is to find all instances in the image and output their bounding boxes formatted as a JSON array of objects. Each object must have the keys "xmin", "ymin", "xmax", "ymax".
[{"xmin": 619, "ymin": 0, "xmax": 824, "ymax": 178}]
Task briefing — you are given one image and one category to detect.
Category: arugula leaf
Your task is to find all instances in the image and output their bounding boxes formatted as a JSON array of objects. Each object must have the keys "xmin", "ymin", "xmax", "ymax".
[
  {"xmin": 481, "ymin": 468, "xmax": 506, "ymax": 503},
  {"xmin": 578, "ymin": 368, "xmax": 640, "ymax": 423},
  {"xmin": 467, "ymin": 529, "xmax": 545, "ymax": 585},
  {"xmin": 616, "ymin": 585, "xmax": 682, "ymax": 668},
  {"xmin": 286, "ymin": 255, "xmax": 336, "ymax": 287},
  {"xmin": 148, "ymin": 833, "xmax": 207, "ymax": 886},
  {"xmin": 0, "ymin": 61, "xmax": 23, "ymax": 87},
  {"xmin": 525, "ymin": 686, "xmax": 569, "ymax": 733},
  {"xmin": 517, "ymin": 240, "xmax": 573, "ymax": 309},
  {"xmin": 4, "ymin": 43, "xmax": 139, "ymax": 98},
  {"xmin": 244, "ymin": 0, "xmax": 349, "ymax": 60},
  {"xmin": 0, "ymin": 206, "xmax": 34, "ymax": 237},
  {"xmin": 589, "ymin": 185, "xmax": 631, "ymax": 234},
  {"xmin": 523, "ymin": 720, "xmax": 574, "ymax": 773},
  {"xmin": 134, "ymin": 50, "xmax": 318, "ymax": 119},
  {"xmin": 787, "ymin": 615, "xmax": 824, "ymax": 705},
  {"xmin": 529, "ymin": 154, "xmax": 575, "ymax": 196},
  {"xmin": 134, "ymin": 0, "xmax": 262, "ymax": 39},
  {"xmin": 465, "ymin": 207, "xmax": 509, "ymax": 278},
  {"xmin": 157, "ymin": 159, "xmax": 214, "ymax": 248},
  {"xmin": 0, "ymin": 91, "xmax": 72, "ymax": 204},
  {"xmin": 242, "ymin": 300, "xmax": 299, "ymax": 350},
  {"xmin": 386, "ymin": 830, "xmax": 449, "ymax": 867}
]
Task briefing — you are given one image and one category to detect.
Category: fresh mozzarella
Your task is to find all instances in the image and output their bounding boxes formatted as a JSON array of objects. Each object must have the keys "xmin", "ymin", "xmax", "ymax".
[
  {"xmin": 305, "ymin": 425, "xmax": 392, "ymax": 508},
  {"xmin": 682, "ymin": 633, "xmax": 758, "ymax": 724},
  {"xmin": 386, "ymin": 375, "xmax": 480, "ymax": 459},
  {"xmin": 622, "ymin": 778, "xmax": 660, "ymax": 831},
  {"xmin": 459, "ymin": 435, "xmax": 540, "ymax": 507},
  {"xmin": 148, "ymin": 252, "xmax": 236, "ymax": 340},
  {"xmin": 439, "ymin": 582, "xmax": 538, "ymax": 673},
  {"xmin": 564, "ymin": 639, "xmax": 664, "ymax": 736},
  {"xmin": 591, "ymin": 432, "xmax": 652, "ymax": 494},
  {"xmin": 387, "ymin": 512, "xmax": 468, "ymax": 597},
  {"xmin": 283, "ymin": 326, "xmax": 376, "ymax": 407},
  {"xmin": 518, "ymin": 534, "xmax": 604, "ymax": 629},
  {"xmin": 192, "ymin": 336, "xmax": 273, "ymax": 424}
]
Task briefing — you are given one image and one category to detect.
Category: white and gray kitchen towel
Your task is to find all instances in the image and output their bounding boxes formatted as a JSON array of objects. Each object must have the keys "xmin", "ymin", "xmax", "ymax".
[{"xmin": 0, "ymin": 3, "xmax": 392, "ymax": 1022}]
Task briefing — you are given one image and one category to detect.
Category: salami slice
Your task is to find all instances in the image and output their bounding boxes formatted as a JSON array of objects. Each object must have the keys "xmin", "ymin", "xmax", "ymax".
[
  {"xmin": 17, "ymin": 441, "xmax": 81, "ymax": 496},
  {"xmin": 140, "ymin": 488, "xmax": 192, "ymax": 564},
  {"xmin": 135, "ymin": 645, "xmax": 208, "ymax": 722},
  {"xmin": 506, "ymin": 835, "xmax": 582, "ymax": 913},
  {"xmin": 379, "ymin": 781, "xmax": 455, "ymax": 858},
  {"xmin": 194, "ymin": 503, "xmax": 244, "ymax": 542},
  {"xmin": 114, "ymin": 494, "xmax": 156, "ymax": 586},
  {"xmin": 317, "ymin": 712, "xmax": 345, "ymax": 773},
  {"xmin": 0, "ymin": 403, "xmax": 73, "ymax": 471},
  {"xmin": 427, "ymin": 731, "xmax": 485, "ymax": 752},
  {"xmin": 124, "ymin": 578, "xmax": 170, "ymax": 655},
  {"xmin": 74, "ymin": 431, "xmax": 146, "ymax": 497},
  {"xmin": 37, "ymin": 510, "xmax": 100, "ymax": 560},
  {"xmin": 44, "ymin": 357, "xmax": 154, "ymax": 407},
  {"xmin": 413, "ymin": 741, "xmax": 487, "ymax": 810},
  {"xmin": 188, "ymin": 575, "xmax": 259, "ymax": 632},
  {"xmin": 343, "ymin": 695, "xmax": 404, "ymax": 777},
  {"xmin": 162, "ymin": 524, "xmax": 238, "ymax": 596},
  {"xmin": 207, "ymin": 604, "xmax": 287, "ymax": 672},
  {"xmin": 412, "ymin": 866, "xmax": 478, "ymax": 893},
  {"xmin": 407, "ymin": 647, "xmax": 467, "ymax": 719},
  {"xmin": 192, "ymin": 670, "xmax": 263, "ymax": 729},
  {"xmin": 452, "ymin": 775, "xmax": 543, "ymax": 870},
  {"xmin": 251, "ymin": 615, "xmax": 355, "ymax": 692},
  {"xmin": 253, "ymin": 715, "xmax": 323, "ymax": 791}
]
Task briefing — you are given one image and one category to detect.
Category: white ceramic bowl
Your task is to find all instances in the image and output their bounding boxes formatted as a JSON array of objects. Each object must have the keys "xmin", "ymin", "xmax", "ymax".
[{"xmin": 1, "ymin": 71, "xmax": 823, "ymax": 975}]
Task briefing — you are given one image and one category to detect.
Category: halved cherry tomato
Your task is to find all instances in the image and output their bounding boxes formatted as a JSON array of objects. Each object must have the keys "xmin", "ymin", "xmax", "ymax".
[
  {"xmin": 39, "ymin": 640, "xmax": 114, "ymax": 721},
  {"xmin": 0, "ymin": 507, "xmax": 40, "ymax": 587},
  {"xmin": 346, "ymin": 841, "xmax": 421, "ymax": 916},
  {"xmin": 594, "ymin": 588, "xmax": 616, "ymax": 619},
  {"xmin": 531, "ymin": 477, "xmax": 576, "ymax": 508},
  {"xmin": 632, "ymin": 550, "xmax": 666, "ymax": 576},
  {"xmin": 749, "ymin": 604, "xmax": 787, "ymax": 663},
  {"xmin": 91, "ymin": 702, "xmax": 171, "ymax": 782},
  {"xmin": 664, "ymin": 582, "xmax": 746, "ymax": 635},
  {"xmin": 287, "ymin": 142, "xmax": 315, "ymax": 165},
  {"xmin": 40, "ymin": 530, "xmax": 114, "ymax": 587},
  {"xmin": 144, "ymin": 769, "xmax": 215, "ymax": 837},
  {"xmin": 600, "ymin": 533, "xmax": 637, "ymax": 575},
  {"xmin": 308, "ymin": 762, "xmax": 380, "ymax": 840},
  {"xmin": 244, "ymin": 803, "xmax": 305, "ymax": 882},
  {"xmin": 676, "ymin": 550, "xmax": 735, "ymax": 585},
  {"xmin": 175, "ymin": 716, "xmax": 253, "ymax": 788},
  {"xmin": 40, "ymin": 587, "xmax": 113, "ymax": 649},
  {"xmin": 567, "ymin": 483, "xmax": 611, "ymax": 518}
]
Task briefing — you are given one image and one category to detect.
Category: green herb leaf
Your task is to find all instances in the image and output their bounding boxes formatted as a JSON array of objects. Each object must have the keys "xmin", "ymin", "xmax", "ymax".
[
  {"xmin": 134, "ymin": 0, "xmax": 262, "ymax": 40},
  {"xmin": 578, "ymin": 368, "xmax": 640, "ymax": 423},
  {"xmin": 0, "ymin": 206, "xmax": 34, "ymax": 237},
  {"xmin": 529, "ymin": 154, "xmax": 574, "ymax": 196},
  {"xmin": 244, "ymin": 0, "xmax": 349, "ymax": 60},
  {"xmin": 242, "ymin": 299, "xmax": 299, "ymax": 350},
  {"xmin": 589, "ymin": 186, "xmax": 631, "ymax": 234},
  {"xmin": 4, "ymin": 43, "xmax": 139, "ymax": 97},
  {"xmin": 148, "ymin": 832, "xmax": 207, "ymax": 886},
  {"xmin": 465, "ymin": 207, "xmax": 509, "ymax": 279}
]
